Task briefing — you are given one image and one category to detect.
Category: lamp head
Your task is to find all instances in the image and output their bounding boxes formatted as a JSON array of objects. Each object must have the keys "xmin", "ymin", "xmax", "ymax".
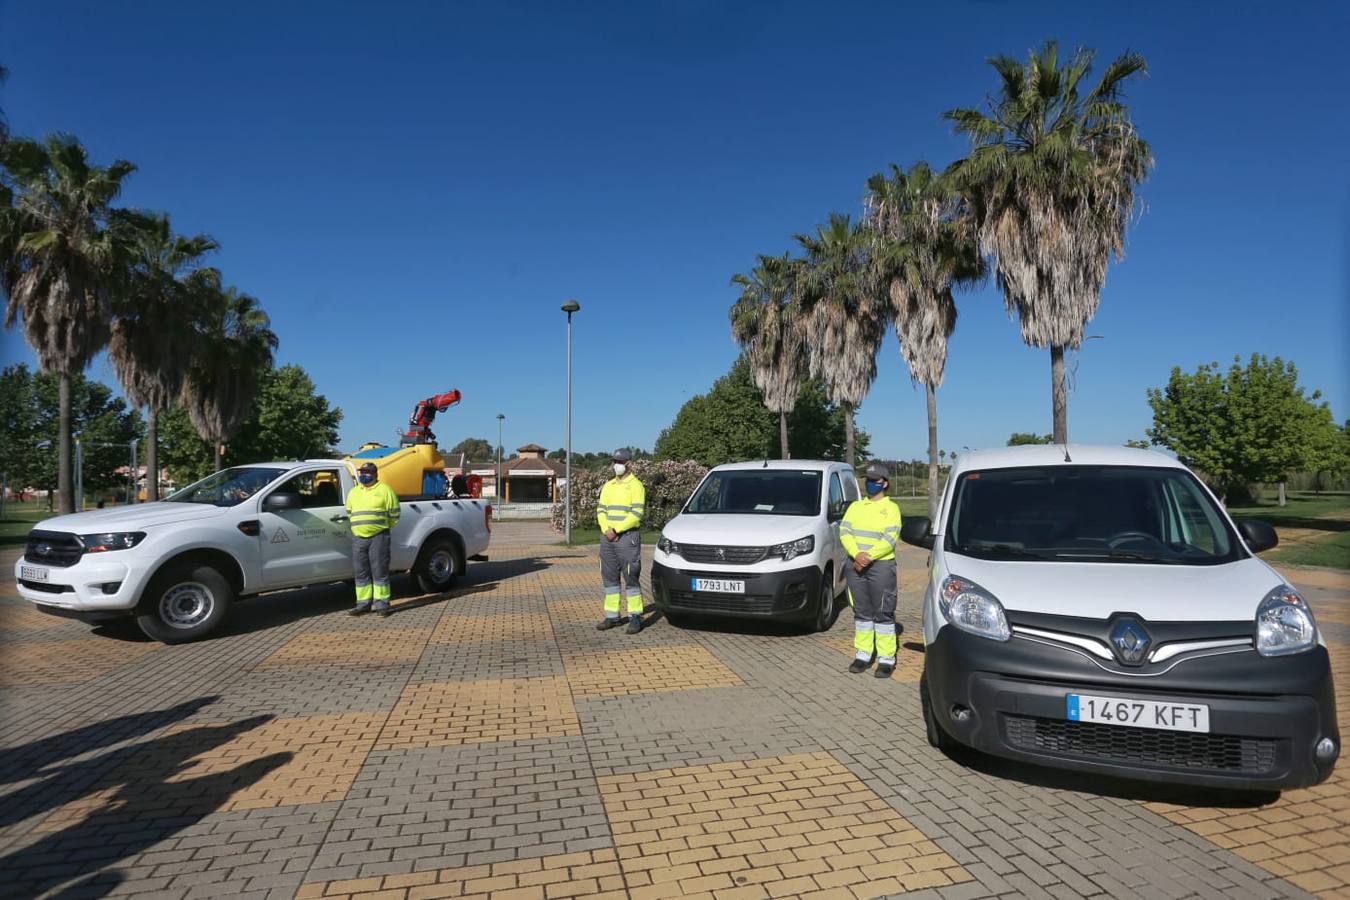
[{"xmin": 561, "ymin": 299, "xmax": 580, "ymax": 314}]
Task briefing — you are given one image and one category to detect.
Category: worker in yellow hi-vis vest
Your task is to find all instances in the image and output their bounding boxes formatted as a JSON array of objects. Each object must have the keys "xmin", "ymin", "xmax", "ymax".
[
  {"xmin": 346, "ymin": 462, "xmax": 401, "ymax": 617},
  {"xmin": 840, "ymin": 463, "xmax": 903, "ymax": 677},
  {"xmin": 596, "ymin": 448, "xmax": 646, "ymax": 634}
]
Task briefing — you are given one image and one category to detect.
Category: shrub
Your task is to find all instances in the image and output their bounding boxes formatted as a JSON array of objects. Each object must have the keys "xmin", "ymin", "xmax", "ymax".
[{"xmin": 551, "ymin": 459, "xmax": 708, "ymax": 534}]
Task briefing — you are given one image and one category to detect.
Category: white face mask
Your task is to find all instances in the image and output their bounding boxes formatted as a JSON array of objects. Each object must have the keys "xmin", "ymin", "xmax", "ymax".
[{"xmin": 613, "ymin": 463, "xmax": 626, "ymax": 476}]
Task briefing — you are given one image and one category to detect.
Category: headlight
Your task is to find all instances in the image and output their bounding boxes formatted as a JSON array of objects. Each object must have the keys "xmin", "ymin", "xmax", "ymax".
[
  {"xmin": 79, "ymin": 532, "xmax": 146, "ymax": 553},
  {"xmin": 939, "ymin": 575, "xmax": 1010, "ymax": 641},
  {"xmin": 657, "ymin": 536, "xmax": 678, "ymax": 556},
  {"xmin": 1256, "ymin": 585, "xmax": 1316, "ymax": 656},
  {"xmin": 768, "ymin": 536, "xmax": 814, "ymax": 561}
]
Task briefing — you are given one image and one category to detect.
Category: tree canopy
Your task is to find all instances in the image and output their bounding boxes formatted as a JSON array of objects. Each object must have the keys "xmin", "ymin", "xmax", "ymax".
[
  {"xmin": 1007, "ymin": 432, "xmax": 1053, "ymax": 446},
  {"xmin": 449, "ymin": 437, "xmax": 493, "ymax": 460},
  {"xmin": 654, "ymin": 356, "xmax": 869, "ymax": 466},
  {"xmin": 1147, "ymin": 354, "xmax": 1344, "ymax": 499}
]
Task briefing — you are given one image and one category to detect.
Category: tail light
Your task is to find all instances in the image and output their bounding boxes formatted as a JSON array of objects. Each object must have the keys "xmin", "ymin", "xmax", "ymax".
[{"xmin": 485, "ymin": 504, "xmax": 493, "ymax": 533}]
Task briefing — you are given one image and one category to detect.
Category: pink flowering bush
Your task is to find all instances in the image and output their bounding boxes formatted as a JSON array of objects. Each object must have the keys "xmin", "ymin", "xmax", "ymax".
[{"xmin": 551, "ymin": 459, "xmax": 708, "ymax": 534}]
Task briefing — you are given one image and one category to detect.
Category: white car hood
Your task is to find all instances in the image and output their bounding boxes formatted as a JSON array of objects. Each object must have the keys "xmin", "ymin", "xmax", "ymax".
[
  {"xmin": 33, "ymin": 501, "xmax": 231, "ymax": 534},
  {"xmin": 944, "ymin": 553, "xmax": 1283, "ymax": 622},
  {"xmin": 663, "ymin": 513, "xmax": 818, "ymax": 546}
]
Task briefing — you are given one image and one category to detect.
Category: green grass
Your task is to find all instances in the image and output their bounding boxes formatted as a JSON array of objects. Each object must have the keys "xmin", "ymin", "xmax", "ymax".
[
  {"xmin": 0, "ymin": 503, "xmax": 55, "ymax": 548},
  {"xmin": 1227, "ymin": 492, "xmax": 1350, "ymax": 571}
]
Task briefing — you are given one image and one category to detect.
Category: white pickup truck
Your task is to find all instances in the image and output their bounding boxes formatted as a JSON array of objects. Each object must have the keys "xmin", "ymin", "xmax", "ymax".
[{"xmin": 14, "ymin": 460, "xmax": 492, "ymax": 643}]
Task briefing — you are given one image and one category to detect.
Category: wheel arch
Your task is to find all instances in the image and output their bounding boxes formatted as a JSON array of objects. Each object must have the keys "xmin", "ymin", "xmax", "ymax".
[
  {"xmin": 141, "ymin": 548, "xmax": 246, "ymax": 607},
  {"xmin": 417, "ymin": 528, "xmax": 465, "ymax": 574}
]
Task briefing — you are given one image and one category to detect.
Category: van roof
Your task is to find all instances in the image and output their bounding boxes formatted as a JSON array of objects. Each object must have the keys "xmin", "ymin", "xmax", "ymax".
[
  {"xmin": 709, "ymin": 459, "xmax": 851, "ymax": 472},
  {"xmin": 952, "ymin": 444, "xmax": 1184, "ymax": 472}
]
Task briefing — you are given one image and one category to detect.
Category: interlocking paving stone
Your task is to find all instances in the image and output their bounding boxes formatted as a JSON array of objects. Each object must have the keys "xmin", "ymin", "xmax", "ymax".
[
  {"xmin": 0, "ymin": 636, "xmax": 159, "ymax": 685},
  {"xmin": 1, "ymin": 523, "xmax": 1344, "ymax": 898}
]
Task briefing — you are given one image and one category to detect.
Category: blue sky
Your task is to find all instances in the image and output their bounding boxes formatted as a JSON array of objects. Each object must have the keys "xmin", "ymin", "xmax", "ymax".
[{"xmin": 2, "ymin": 1, "xmax": 1347, "ymax": 461}]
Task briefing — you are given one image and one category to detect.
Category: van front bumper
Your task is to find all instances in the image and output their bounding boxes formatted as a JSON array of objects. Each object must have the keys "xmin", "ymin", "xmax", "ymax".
[
  {"xmin": 925, "ymin": 627, "xmax": 1339, "ymax": 790},
  {"xmin": 651, "ymin": 560, "xmax": 821, "ymax": 623}
]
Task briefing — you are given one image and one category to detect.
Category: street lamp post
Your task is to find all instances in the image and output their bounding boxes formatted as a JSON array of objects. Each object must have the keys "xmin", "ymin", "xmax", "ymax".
[
  {"xmin": 496, "ymin": 413, "xmax": 505, "ymax": 505},
  {"xmin": 561, "ymin": 299, "xmax": 580, "ymax": 545}
]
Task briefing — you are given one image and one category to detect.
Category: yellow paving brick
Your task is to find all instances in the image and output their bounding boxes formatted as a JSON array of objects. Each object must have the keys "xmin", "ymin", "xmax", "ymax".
[
  {"xmin": 0, "ymin": 637, "xmax": 157, "ymax": 685},
  {"xmin": 562, "ymin": 645, "xmax": 742, "ymax": 698},
  {"xmin": 376, "ymin": 676, "xmax": 579, "ymax": 750},
  {"xmin": 256, "ymin": 626, "xmax": 432, "ymax": 667}
]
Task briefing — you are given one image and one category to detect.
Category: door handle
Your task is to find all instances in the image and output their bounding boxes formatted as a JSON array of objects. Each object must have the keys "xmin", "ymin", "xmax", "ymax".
[{"xmin": 330, "ymin": 514, "xmax": 350, "ymax": 522}]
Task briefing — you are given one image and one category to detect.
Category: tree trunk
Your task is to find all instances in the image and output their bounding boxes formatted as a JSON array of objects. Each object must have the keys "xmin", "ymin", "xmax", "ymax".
[
  {"xmin": 926, "ymin": 383, "xmax": 940, "ymax": 522},
  {"xmin": 147, "ymin": 407, "xmax": 159, "ymax": 501},
  {"xmin": 1278, "ymin": 482, "xmax": 1287, "ymax": 507},
  {"xmin": 779, "ymin": 411, "xmax": 790, "ymax": 459},
  {"xmin": 58, "ymin": 372, "xmax": 74, "ymax": 514},
  {"xmin": 214, "ymin": 442, "xmax": 224, "ymax": 473},
  {"xmin": 1051, "ymin": 345, "xmax": 1068, "ymax": 444},
  {"xmin": 844, "ymin": 405, "xmax": 855, "ymax": 468}
]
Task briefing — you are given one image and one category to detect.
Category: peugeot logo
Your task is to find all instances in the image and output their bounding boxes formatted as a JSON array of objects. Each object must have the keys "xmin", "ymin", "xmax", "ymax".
[
  {"xmin": 1109, "ymin": 619, "xmax": 1152, "ymax": 665},
  {"xmin": 35, "ymin": 543, "xmax": 51, "ymax": 557},
  {"xmin": 714, "ymin": 548, "xmax": 726, "ymax": 561}
]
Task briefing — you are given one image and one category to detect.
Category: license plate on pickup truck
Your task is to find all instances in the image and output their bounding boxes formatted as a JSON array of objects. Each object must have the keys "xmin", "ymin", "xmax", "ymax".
[
  {"xmin": 20, "ymin": 565, "xmax": 50, "ymax": 583},
  {"xmin": 692, "ymin": 577, "xmax": 745, "ymax": 594},
  {"xmin": 1067, "ymin": 693, "xmax": 1210, "ymax": 733}
]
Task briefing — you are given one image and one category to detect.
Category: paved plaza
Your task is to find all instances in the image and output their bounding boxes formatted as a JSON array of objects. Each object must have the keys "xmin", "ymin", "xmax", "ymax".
[{"xmin": 0, "ymin": 522, "xmax": 1346, "ymax": 899}]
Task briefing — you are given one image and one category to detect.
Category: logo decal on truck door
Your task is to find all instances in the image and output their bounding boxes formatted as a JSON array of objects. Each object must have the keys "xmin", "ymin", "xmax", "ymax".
[{"xmin": 271, "ymin": 528, "xmax": 290, "ymax": 544}]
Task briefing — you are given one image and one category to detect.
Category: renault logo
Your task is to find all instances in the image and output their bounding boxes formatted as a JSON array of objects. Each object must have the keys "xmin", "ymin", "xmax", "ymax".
[{"xmin": 1110, "ymin": 620, "xmax": 1152, "ymax": 665}]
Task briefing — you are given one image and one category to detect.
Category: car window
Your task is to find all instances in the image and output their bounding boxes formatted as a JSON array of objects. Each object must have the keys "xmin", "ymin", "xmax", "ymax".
[
  {"xmin": 842, "ymin": 471, "xmax": 860, "ymax": 501},
  {"xmin": 166, "ymin": 467, "xmax": 287, "ymax": 507},
  {"xmin": 268, "ymin": 470, "xmax": 344, "ymax": 509},
  {"xmin": 946, "ymin": 465, "xmax": 1239, "ymax": 565},
  {"xmin": 828, "ymin": 473, "xmax": 845, "ymax": 517},
  {"xmin": 687, "ymin": 470, "xmax": 822, "ymax": 516}
]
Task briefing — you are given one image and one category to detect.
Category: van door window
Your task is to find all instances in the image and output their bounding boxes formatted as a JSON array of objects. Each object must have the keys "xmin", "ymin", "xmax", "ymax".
[
  {"xmin": 828, "ymin": 473, "xmax": 845, "ymax": 520},
  {"xmin": 842, "ymin": 471, "xmax": 859, "ymax": 501}
]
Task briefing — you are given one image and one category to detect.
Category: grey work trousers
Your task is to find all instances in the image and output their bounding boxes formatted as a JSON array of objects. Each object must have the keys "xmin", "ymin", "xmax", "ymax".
[
  {"xmin": 844, "ymin": 558, "xmax": 898, "ymax": 663},
  {"xmin": 599, "ymin": 530, "xmax": 643, "ymax": 617},
  {"xmin": 352, "ymin": 530, "xmax": 392, "ymax": 609}
]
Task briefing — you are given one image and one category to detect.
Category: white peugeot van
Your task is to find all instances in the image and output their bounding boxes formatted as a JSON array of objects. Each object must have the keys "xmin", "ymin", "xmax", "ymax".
[
  {"xmin": 651, "ymin": 460, "xmax": 857, "ymax": 631},
  {"xmin": 902, "ymin": 444, "xmax": 1338, "ymax": 790}
]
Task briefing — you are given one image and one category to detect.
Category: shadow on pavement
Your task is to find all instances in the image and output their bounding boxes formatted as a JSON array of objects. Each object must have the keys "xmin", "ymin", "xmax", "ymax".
[
  {"xmin": 943, "ymin": 743, "xmax": 1281, "ymax": 808},
  {"xmin": 0, "ymin": 711, "xmax": 288, "ymax": 897},
  {"xmin": 0, "ymin": 696, "xmax": 219, "ymax": 785}
]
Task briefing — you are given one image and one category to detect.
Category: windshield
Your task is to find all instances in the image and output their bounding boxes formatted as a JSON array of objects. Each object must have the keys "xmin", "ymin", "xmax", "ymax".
[
  {"xmin": 166, "ymin": 467, "xmax": 288, "ymax": 507},
  {"xmin": 946, "ymin": 465, "xmax": 1241, "ymax": 565},
  {"xmin": 686, "ymin": 470, "xmax": 822, "ymax": 516}
]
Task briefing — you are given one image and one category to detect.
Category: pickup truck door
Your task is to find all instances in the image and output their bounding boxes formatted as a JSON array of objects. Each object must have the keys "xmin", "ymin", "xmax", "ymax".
[{"xmin": 257, "ymin": 467, "xmax": 352, "ymax": 588}]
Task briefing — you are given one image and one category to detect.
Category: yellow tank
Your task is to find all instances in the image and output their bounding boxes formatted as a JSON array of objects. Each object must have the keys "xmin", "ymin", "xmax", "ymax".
[{"xmin": 344, "ymin": 443, "xmax": 449, "ymax": 498}]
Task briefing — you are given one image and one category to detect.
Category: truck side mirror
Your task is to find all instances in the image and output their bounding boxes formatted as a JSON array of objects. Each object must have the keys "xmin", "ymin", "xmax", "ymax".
[
  {"xmin": 1234, "ymin": 518, "xmax": 1278, "ymax": 554},
  {"xmin": 901, "ymin": 516, "xmax": 934, "ymax": 550},
  {"xmin": 263, "ymin": 491, "xmax": 302, "ymax": 512}
]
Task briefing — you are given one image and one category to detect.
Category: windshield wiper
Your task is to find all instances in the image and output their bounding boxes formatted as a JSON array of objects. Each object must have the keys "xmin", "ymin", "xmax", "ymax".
[
  {"xmin": 963, "ymin": 543, "xmax": 1055, "ymax": 560},
  {"xmin": 1054, "ymin": 550, "xmax": 1181, "ymax": 564}
]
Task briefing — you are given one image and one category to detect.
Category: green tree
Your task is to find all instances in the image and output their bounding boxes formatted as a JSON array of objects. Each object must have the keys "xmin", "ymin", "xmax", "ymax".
[
  {"xmin": 181, "ymin": 280, "xmax": 278, "ymax": 471},
  {"xmin": 450, "ymin": 437, "xmax": 493, "ymax": 460},
  {"xmin": 867, "ymin": 161, "xmax": 985, "ymax": 519},
  {"xmin": 730, "ymin": 253, "xmax": 806, "ymax": 458},
  {"xmin": 1007, "ymin": 432, "xmax": 1053, "ymax": 445},
  {"xmin": 1124, "ymin": 438, "xmax": 1150, "ymax": 449},
  {"xmin": 0, "ymin": 363, "xmax": 39, "ymax": 490},
  {"xmin": 1147, "ymin": 355, "xmax": 1338, "ymax": 502},
  {"xmin": 947, "ymin": 41, "xmax": 1153, "ymax": 443},
  {"xmin": 0, "ymin": 135, "xmax": 137, "ymax": 512},
  {"xmin": 795, "ymin": 214, "xmax": 885, "ymax": 466},
  {"xmin": 107, "ymin": 212, "xmax": 217, "ymax": 500},
  {"xmin": 0, "ymin": 62, "xmax": 9, "ymax": 144},
  {"xmin": 654, "ymin": 356, "xmax": 867, "ymax": 466},
  {"xmin": 159, "ymin": 364, "xmax": 340, "ymax": 483}
]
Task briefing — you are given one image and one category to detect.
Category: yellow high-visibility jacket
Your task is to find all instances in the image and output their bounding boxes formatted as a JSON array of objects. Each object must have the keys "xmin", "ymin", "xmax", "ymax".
[
  {"xmin": 346, "ymin": 481, "xmax": 401, "ymax": 538},
  {"xmin": 597, "ymin": 475, "xmax": 645, "ymax": 533},
  {"xmin": 840, "ymin": 495, "xmax": 902, "ymax": 561}
]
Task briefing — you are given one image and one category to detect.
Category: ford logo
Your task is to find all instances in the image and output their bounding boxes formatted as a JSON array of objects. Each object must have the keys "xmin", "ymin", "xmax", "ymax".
[
  {"xmin": 35, "ymin": 543, "xmax": 51, "ymax": 557},
  {"xmin": 1110, "ymin": 619, "xmax": 1152, "ymax": 665}
]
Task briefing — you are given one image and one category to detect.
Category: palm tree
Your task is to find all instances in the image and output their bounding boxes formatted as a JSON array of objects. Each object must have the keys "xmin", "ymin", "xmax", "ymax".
[
  {"xmin": 0, "ymin": 135, "xmax": 136, "ymax": 513},
  {"xmin": 181, "ymin": 278, "xmax": 278, "ymax": 472},
  {"xmin": 794, "ymin": 213, "xmax": 885, "ymax": 466},
  {"xmin": 108, "ymin": 212, "xmax": 218, "ymax": 500},
  {"xmin": 730, "ymin": 253, "xmax": 806, "ymax": 458},
  {"xmin": 945, "ymin": 40, "xmax": 1152, "ymax": 443},
  {"xmin": 0, "ymin": 62, "xmax": 10, "ymax": 144},
  {"xmin": 866, "ymin": 162, "xmax": 985, "ymax": 519}
]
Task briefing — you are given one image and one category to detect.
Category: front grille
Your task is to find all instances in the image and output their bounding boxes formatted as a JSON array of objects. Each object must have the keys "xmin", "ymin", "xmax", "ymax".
[
  {"xmin": 24, "ymin": 530, "xmax": 85, "ymax": 568},
  {"xmin": 1003, "ymin": 714, "xmax": 1277, "ymax": 775},
  {"xmin": 677, "ymin": 544, "xmax": 767, "ymax": 565},
  {"xmin": 665, "ymin": 586, "xmax": 808, "ymax": 616}
]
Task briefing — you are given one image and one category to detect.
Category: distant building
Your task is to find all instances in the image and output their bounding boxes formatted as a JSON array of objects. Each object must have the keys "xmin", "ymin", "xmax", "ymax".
[{"xmin": 447, "ymin": 443, "xmax": 566, "ymax": 503}]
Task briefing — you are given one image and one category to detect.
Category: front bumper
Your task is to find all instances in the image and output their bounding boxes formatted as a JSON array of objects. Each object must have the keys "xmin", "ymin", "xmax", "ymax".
[
  {"xmin": 925, "ymin": 627, "xmax": 1339, "ymax": 790},
  {"xmin": 651, "ymin": 560, "xmax": 822, "ymax": 622},
  {"xmin": 14, "ymin": 555, "xmax": 148, "ymax": 616}
]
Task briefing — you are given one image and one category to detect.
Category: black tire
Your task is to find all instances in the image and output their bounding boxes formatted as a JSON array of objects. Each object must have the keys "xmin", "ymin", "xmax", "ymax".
[
  {"xmin": 137, "ymin": 563, "xmax": 233, "ymax": 644},
  {"xmin": 415, "ymin": 536, "xmax": 462, "ymax": 594},
  {"xmin": 664, "ymin": 611, "xmax": 692, "ymax": 628},
  {"xmin": 812, "ymin": 565, "xmax": 836, "ymax": 633},
  {"xmin": 920, "ymin": 672, "xmax": 957, "ymax": 752}
]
